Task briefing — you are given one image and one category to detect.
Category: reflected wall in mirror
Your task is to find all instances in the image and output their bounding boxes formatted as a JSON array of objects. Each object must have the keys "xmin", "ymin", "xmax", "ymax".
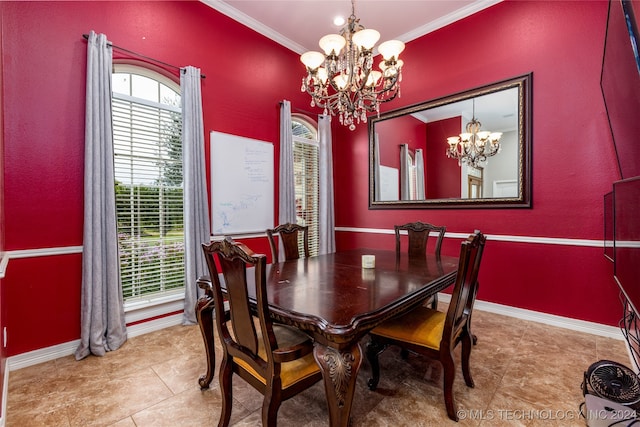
[{"xmin": 369, "ymin": 73, "xmax": 532, "ymax": 208}]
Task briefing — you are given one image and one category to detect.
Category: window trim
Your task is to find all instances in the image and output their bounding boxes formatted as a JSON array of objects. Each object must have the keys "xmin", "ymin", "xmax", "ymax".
[{"xmin": 114, "ymin": 63, "xmax": 180, "ymax": 93}]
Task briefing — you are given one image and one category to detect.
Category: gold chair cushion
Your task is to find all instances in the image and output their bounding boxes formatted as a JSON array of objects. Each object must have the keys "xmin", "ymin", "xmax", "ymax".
[
  {"xmin": 371, "ymin": 306, "xmax": 445, "ymax": 350},
  {"xmin": 234, "ymin": 324, "xmax": 320, "ymax": 388}
]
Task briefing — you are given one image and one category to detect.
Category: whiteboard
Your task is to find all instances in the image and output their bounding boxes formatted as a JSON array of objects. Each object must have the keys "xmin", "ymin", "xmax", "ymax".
[
  {"xmin": 210, "ymin": 131, "xmax": 274, "ymax": 235},
  {"xmin": 379, "ymin": 165, "xmax": 399, "ymax": 201}
]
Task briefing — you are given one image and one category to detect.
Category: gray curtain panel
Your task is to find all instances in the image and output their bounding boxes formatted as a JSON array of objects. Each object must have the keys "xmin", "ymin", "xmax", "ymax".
[
  {"xmin": 318, "ymin": 115, "xmax": 335, "ymax": 255},
  {"xmin": 278, "ymin": 101, "xmax": 296, "ymax": 254},
  {"xmin": 76, "ymin": 30, "xmax": 127, "ymax": 360},
  {"xmin": 181, "ymin": 66, "xmax": 209, "ymax": 325}
]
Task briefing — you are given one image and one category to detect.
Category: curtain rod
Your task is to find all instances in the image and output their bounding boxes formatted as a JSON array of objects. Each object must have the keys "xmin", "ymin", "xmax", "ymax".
[
  {"xmin": 82, "ymin": 34, "xmax": 205, "ymax": 79},
  {"xmin": 279, "ymin": 101, "xmax": 316, "ymax": 117}
]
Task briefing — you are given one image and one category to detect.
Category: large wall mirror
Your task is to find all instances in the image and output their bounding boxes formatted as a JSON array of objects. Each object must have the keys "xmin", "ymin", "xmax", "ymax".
[{"xmin": 369, "ymin": 73, "xmax": 532, "ymax": 209}]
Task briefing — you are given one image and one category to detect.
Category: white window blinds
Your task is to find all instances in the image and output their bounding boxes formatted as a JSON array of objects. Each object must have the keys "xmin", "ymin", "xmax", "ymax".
[
  {"xmin": 112, "ymin": 72, "xmax": 184, "ymax": 301},
  {"xmin": 292, "ymin": 118, "xmax": 319, "ymax": 256}
]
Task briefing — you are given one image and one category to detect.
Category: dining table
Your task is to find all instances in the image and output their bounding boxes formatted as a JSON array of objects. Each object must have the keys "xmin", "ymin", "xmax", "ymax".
[{"xmin": 196, "ymin": 247, "xmax": 459, "ymax": 427}]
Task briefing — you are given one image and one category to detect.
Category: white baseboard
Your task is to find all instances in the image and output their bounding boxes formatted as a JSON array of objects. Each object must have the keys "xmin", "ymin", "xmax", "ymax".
[
  {"xmin": 438, "ymin": 293, "xmax": 623, "ymax": 339},
  {"xmin": 6, "ymin": 313, "xmax": 183, "ymax": 372}
]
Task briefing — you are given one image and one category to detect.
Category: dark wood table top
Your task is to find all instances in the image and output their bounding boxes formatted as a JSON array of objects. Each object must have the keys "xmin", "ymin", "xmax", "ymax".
[{"xmin": 260, "ymin": 248, "xmax": 459, "ymax": 345}]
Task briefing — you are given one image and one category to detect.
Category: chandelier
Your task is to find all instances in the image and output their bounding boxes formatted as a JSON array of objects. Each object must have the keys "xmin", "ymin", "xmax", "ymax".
[
  {"xmin": 446, "ymin": 99, "xmax": 502, "ymax": 168},
  {"xmin": 300, "ymin": 0, "xmax": 405, "ymax": 130}
]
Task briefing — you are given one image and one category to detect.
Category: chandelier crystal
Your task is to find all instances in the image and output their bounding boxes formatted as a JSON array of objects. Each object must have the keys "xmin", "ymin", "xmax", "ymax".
[
  {"xmin": 446, "ymin": 100, "xmax": 502, "ymax": 168},
  {"xmin": 300, "ymin": 0, "xmax": 405, "ymax": 130}
]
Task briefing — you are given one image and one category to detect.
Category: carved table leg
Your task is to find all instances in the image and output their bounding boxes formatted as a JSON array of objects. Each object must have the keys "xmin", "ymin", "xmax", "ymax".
[
  {"xmin": 313, "ymin": 341, "xmax": 362, "ymax": 427},
  {"xmin": 195, "ymin": 294, "xmax": 215, "ymax": 389}
]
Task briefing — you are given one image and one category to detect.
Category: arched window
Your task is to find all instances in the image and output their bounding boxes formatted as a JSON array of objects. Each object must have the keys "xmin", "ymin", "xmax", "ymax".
[
  {"xmin": 112, "ymin": 65, "xmax": 184, "ymax": 302},
  {"xmin": 292, "ymin": 115, "xmax": 319, "ymax": 256}
]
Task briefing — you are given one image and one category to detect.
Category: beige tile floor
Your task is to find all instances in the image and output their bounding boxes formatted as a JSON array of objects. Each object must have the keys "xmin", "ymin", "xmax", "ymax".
[{"xmin": 6, "ymin": 308, "xmax": 631, "ymax": 427}]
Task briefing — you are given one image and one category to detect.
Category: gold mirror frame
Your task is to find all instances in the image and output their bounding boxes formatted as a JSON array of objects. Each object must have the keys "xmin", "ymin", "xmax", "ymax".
[{"xmin": 369, "ymin": 73, "xmax": 532, "ymax": 209}]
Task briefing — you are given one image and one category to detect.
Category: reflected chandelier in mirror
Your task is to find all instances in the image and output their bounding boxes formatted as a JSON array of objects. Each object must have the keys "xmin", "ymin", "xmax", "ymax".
[{"xmin": 369, "ymin": 73, "xmax": 532, "ymax": 209}]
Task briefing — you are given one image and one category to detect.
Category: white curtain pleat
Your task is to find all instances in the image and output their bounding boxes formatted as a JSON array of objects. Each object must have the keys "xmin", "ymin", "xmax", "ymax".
[
  {"xmin": 181, "ymin": 66, "xmax": 210, "ymax": 325},
  {"xmin": 415, "ymin": 148, "xmax": 425, "ymax": 199},
  {"xmin": 278, "ymin": 101, "xmax": 296, "ymax": 254},
  {"xmin": 76, "ymin": 30, "xmax": 127, "ymax": 360},
  {"xmin": 318, "ymin": 115, "xmax": 335, "ymax": 255}
]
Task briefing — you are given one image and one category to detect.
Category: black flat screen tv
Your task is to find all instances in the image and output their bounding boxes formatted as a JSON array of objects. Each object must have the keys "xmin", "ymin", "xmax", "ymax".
[
  {"xmin": 601, "ymin": 0, "xmax": 640, "ymax": 179},
  {"xmin": 614, "ymin": 177, "xmax": 640, "ymax": 315}
]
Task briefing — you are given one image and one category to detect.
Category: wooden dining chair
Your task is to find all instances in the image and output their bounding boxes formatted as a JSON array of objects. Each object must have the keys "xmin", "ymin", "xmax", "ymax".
[
  {"xmin": 395, "ymin": 221, "xmax": 446, "ymax": 258},
  {"xmin": 366, "ymin": 230, "xmax": 486, "ymax": 422},
  {"xmin": 395, "ymin": 221, "xmax": 446, "ymax": 309},
  {"xmin": 201, "ymin": 237, "xmax": 323, "ymax": 427},
  {"xmin": 266, "ymin": 222, "xmax": 310, "ymax": 263}
]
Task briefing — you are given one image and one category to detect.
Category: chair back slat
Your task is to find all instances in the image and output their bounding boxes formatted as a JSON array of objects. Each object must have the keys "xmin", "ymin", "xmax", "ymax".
[
  {"xmin": 218, "ymin": 255, "xmax": 258, "ymax": 353},
  {"xmin": 395, "ymin": 221, "xmax": 446, "ymax": 258},
  {"xmin": 267, "ymin": 223, "xmax": 310, "ymax": 263}
]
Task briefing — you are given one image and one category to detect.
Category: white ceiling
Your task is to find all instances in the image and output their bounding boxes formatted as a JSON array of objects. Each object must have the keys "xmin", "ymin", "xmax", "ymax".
[{"xmin": 201, "ymin": 0, "xmax": 502, "ymax": 54}]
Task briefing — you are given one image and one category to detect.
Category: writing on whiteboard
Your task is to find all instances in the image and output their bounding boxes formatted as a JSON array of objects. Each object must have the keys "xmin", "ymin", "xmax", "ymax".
[{"xmin": 213, "ymin": 193, "xmax": 265, "ymax": 234}]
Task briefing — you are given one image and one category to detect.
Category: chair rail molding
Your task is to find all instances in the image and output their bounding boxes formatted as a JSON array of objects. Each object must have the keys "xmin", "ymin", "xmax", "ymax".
[{"xmin": 335, "ymin": 227, "xmax": 604, "ymax": 248}]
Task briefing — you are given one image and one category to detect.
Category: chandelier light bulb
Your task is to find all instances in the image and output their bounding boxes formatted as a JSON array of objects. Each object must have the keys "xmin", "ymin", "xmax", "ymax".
[
  {"xmin": 300, "ymin": 51, "xmax": 325, "ymax": 70},
  {"xmin": 352, "ymin": 29, "xmax": 380, "ymax": 50},
  {"xmin": 334, "ymin": 74, "xmax": 349, "ymax": 90},
  {"xmin": 317, "ymin": 67, "xmax": 328, "ymax": 84},
  {"xmin": 378, "ymin": 40, "xmax": 405, "ymax": 60},
  {"xmin": 460, "ymin": 133, "xmax": 473, "ymax": 143},
  {"xmin": 366, "ymin": 70, "xmax": 382, "ymax": 87},
  {"xmin": 319, "ymin": 34, "xmax": 346, "ymax": 56},
  {"xmin": 477, "ymin": 131, "xmax": 491, "ymax": 141}
]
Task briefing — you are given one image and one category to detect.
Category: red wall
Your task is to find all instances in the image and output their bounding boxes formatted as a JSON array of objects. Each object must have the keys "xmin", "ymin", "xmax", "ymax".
[
  {"xmin": 426, "ymin": 117, "xmax": 462, "ymax": 198},
  {"xmin": 1, "ymin": 0, "xmax": 308, "ymax": 356},
  {"xmin": 0, "ymin": 0, "xmax": 628, "ymax": 362},
  {"xmin": 333, "ymin": 0, "xmax": 622, "ymax": 326}
]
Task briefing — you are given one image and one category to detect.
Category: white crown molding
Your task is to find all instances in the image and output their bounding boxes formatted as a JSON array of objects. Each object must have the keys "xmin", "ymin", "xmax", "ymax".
[
  {"xmin": 200, "ymin": 0, "xmax": 307, "ymax": 54},
  {"xmin": 201, "ymin": 0, "xmax": 503, "ymax": 55},
  {"xmin": 397, "ymin": 0, "xmax": 503, "ymax": 43}
]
